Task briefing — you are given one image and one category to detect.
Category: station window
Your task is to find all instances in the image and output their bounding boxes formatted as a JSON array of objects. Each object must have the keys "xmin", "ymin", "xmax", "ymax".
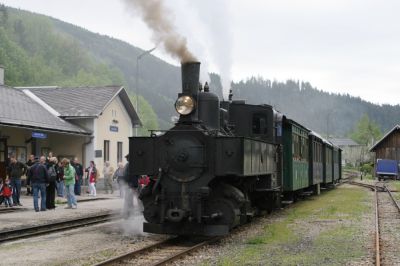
[
  {"xmin": 117, "ymin": 142, "xmax": 123, "ymax": 163},
  {"xmin": 8, "ymin": 146, "xmax": 27, "ymax": 162},
  {"xmin": 104, "ymin": 140, "xmax": 110, "ymax": 162}
]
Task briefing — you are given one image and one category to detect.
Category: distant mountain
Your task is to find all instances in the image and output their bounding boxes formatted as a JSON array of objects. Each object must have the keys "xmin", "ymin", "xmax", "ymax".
[{"xmin": 1, "ymin": 5, "xmax": 399, "ymax": 137}]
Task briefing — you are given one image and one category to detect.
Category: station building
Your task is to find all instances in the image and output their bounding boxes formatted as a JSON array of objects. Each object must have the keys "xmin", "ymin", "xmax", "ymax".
[
  {"xmin": 329, "ymin": 138, "xmax": 370, "ymax": 166},
  {"xmin": 0, "ymin": 69, "xmax": 141, "ymax": 179},
  {"xmin": 369, "ymin": 125, "xmax": 400, "ymax": 161}
]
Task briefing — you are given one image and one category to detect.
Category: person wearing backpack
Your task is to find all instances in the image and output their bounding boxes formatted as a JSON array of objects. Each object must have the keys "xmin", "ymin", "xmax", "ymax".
[
  {"xmin": 46, "ymin": 157, "xmax": 58, "ymax": 210},
  {"xmin": 28, "ymin": 156, "xmax": 49, "ymax": 212}
]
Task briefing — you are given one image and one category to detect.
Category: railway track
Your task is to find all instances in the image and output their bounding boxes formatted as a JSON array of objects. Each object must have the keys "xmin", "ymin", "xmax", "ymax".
[
  {"xmin": 377, "ymin": 183, "xmax": 400, "ymax": 265},
  {"xmin": 347, "ymin": 180, "xmax": 400, "ymax": 265},
  {"xmin": 0, "ymin": 212, "xmax": 115, "ymax": 243},
  {"xmin": 94, "ymin": 236, "xmax": 220, "ymax": 266}
]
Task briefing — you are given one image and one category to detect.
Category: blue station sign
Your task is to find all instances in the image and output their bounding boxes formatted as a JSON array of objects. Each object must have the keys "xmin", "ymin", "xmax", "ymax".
[
  {"xmin": 110, "ymin": 126, "xmax": 119, "ymax": 132},
  {"xmin": 32, "ymin": 132, "xmax": 47, "ymax": 139}
]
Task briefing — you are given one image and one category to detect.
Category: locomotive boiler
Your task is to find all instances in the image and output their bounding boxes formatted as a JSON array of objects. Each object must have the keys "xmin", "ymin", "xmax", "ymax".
[{"xmin": 129, "ymin": 62, "xmax": 282, "ymax": 236}]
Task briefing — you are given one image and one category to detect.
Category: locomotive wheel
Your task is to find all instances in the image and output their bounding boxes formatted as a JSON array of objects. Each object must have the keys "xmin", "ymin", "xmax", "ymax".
[{"xmin": 206, "ymin": 198, "xmax": 240, "ymax": 229}]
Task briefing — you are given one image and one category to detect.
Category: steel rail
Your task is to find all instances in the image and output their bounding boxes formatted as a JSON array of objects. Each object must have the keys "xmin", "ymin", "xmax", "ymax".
[
  {"xmin": 94, "ymin": 236, "xmax": 219, "ymax": 266},
  {"xmin": 374, "ymin": 187, "xmax": 381, "ymax": 266},
  {"xmin": 384, "ymin": 185, "xmax": 400, "ymax": 213},
  {"xmin": 152, "ymin": 237, "xmax": 220, "ymax": 266},
  {"xmin": 0, "ymin": 212, "xmax": 114, "ymax": 243},
  {"xmin": 94, "ymin": 238, "xmax": 172, "ymax": 266}
]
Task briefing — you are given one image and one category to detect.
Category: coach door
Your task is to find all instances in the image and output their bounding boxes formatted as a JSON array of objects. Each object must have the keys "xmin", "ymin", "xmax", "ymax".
[{"xmin": 0, "ymin": 138, "xmax": 7, "ymax": 181}]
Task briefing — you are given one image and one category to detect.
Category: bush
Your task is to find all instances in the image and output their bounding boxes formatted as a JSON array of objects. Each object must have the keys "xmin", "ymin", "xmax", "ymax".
[{"xmin": 360, "ymin": 163, "xmax": 373, "ymax": 175}]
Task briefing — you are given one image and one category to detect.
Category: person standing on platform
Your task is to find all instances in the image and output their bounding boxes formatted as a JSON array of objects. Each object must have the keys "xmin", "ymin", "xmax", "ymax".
[
  {"xmin": 7, "ymin": 155, "xmax": 27, "ymax": 206},
  {"xmin": 26, "ymin": 154, "xmax": 35, "ymax": 196},
  {"xmin": 72, "ymin": 158, "xmax": 83, "ymax": 196},
  {"xmin": 122, "ymin": 154, "xmax": 141, "ymax": 218},
  {"xmin": 28, "ymin": 156, "xmax": 49, "ymax": 212},
  {"xmin": 62, "ymin": 158, "xmax": 77, "ymax": 209},
  {"xmin": 103, "ymin": 161, "xmax": 114, "ymax": 194},
  {"xmin": 46, "ymin": 157, "xmax": 57, "ymax": 210},
  {"xmin": 113, "ymin": 162, "xmax": 125, "ymax": 197},
  {"xmin": 46, "ymin": 152, "xmax": 53, "ymax": 164},
  {"xmin": 86, "ymin": 161, "xmax": 97, "ymax": 197},
  {"xmin": 55, "ymin": 161, "xmax": 64, "ymax": 197}
]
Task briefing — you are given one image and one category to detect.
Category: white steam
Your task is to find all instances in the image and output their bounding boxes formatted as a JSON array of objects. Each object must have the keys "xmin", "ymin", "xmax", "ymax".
[
  {"xmin": 118, "ymin": 182, "xmax": 145, "ymax": 236},
  {"xmin": 192, "ymin": 0, "xmax": 233, "ymax": 98}
]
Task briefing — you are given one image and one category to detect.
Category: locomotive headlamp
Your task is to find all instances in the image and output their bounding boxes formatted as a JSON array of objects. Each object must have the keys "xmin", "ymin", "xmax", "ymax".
[{"xmin": 175, "ymin": 96, "xmax": 195, "ymax": 115}]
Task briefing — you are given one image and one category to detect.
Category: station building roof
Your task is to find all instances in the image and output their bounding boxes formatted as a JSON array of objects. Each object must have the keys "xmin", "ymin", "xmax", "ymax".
[
  {"xmin": 1, "ymin": 85, "xmax": 142, "ymax": 136},
  {"xmin": 19, "ymin": 86, "xmax": 141, "ymax": 127},
  {"xmin": 369, "ymin": 125, "xmax": 400, "ymax": 152},
  {"xmin": 0, "ymin": 85, "xmax": 89, "ymax": 135}
]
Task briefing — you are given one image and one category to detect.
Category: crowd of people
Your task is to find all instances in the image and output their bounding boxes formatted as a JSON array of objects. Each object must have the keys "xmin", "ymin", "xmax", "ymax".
[{"xmin": 0, "ymin": 152, "xmax": 141, "ymax": 214}]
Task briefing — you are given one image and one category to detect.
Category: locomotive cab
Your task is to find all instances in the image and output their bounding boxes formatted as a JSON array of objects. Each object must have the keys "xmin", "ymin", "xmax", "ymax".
[{"xmin": 227, "ymin": 102, "xmax": 276, "ymax": 143}]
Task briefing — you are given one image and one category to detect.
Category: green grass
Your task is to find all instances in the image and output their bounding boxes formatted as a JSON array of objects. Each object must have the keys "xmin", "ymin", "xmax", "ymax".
[
  {"xmin": 389, "ymin": 181, "xmax": 400, "ymax": 191},
  {"xmin": 212, "ymin": 187, "xmax": 371, "ymax": 265},
  {"xmin": 247, "ymin": 222, "xmax": 298, "ymax": 245}
]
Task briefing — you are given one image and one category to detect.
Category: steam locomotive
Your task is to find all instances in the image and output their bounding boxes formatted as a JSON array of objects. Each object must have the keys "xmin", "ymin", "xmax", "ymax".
[{"xmin": 129, "ymin": 62, "xmax": 341, "ymax": 236}]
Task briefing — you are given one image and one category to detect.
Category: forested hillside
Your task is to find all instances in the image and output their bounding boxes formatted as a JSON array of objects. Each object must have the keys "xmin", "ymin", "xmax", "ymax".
[
  {"xmin": 0, "ymin": 5, "xmax": 158, "ymax": 135},
  {"xmin": 1, "ymin": 5, "xmax": 400, "ymax": 138},
  {"xmin": 233, "ymin": 78, "xmax": 400, "ymax": 136}
]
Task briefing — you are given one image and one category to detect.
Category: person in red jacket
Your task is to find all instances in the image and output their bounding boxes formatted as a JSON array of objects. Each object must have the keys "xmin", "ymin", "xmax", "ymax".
[{"xmin": 1, "ymin": 179, "xmax": 13, "ymax": 207}]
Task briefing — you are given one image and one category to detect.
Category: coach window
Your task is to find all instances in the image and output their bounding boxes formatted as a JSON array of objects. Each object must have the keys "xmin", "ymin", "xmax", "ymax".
[{"xmin": 252, "ymin": 114, "xmax": 268, "ymax": 135}]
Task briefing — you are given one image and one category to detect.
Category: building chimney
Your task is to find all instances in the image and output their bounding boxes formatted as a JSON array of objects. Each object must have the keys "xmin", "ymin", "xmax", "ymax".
[{"xmin": 0, "ymin": 66, "xmax": 4, "ymax": 85}]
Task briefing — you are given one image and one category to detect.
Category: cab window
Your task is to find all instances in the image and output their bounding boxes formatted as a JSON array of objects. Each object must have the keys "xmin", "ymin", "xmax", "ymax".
[{"xmin": 252, "ymin": 114, "xmax": 268, "ymax": 134}]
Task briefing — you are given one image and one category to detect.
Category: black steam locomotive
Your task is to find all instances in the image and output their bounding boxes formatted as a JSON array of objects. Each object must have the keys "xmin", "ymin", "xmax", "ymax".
[{"xmin": 129, "ymin": 62, "xmax": 341, "ymax": 236}]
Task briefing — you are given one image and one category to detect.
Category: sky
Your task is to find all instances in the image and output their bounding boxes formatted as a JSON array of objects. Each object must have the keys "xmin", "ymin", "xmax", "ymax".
[{"xmin": 1, "ymin": 0, "xmax": 400, "ymax": 105}]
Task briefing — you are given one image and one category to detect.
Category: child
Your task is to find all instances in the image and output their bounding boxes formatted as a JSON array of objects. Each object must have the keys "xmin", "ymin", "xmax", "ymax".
[{"xmin": 0, "ymin": 179, "xmax": 13, "ymax": 207}]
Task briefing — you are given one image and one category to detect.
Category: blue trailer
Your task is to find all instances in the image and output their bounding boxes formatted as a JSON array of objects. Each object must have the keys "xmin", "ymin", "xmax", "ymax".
[{"xmin": 376, "ymin": 159, "xmax": 399, "ymax": 180}]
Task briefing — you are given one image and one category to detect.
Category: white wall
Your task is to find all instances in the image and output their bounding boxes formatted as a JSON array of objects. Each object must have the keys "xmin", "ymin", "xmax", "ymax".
[
  {"xmin": 92, "ymin": 96, "xmax": 133, "ymax": 175},
  {"xmin": 68, "ymin": 118, "xmax": 94, "ymax": 167}
]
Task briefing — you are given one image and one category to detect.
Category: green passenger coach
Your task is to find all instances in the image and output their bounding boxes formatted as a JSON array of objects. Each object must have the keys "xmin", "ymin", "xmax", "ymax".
[
  {"xmin": 323, "ymin": 141, "xmax": 333, "ymax": 184},
  {"xmin": 282, "ymin": 119, "xmax": 310, "ymax": 192}
]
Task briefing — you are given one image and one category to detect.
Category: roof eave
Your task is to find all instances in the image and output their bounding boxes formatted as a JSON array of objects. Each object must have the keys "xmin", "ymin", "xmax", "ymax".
[
  {"xmin": 0, "ymin": 122, "xmax": 92, "ymax": 136},
  {"xmin": 118, "ymin": 89, "xmax": 142, "ymax": 127},
  {"xmin": 369, "ymin": 124, "xmax": 400, "ymax": 152}
]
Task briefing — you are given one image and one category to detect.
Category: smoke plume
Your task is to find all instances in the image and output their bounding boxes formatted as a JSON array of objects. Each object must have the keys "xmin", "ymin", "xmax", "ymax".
[
  {"xmin": 193, "ymin": 0, "xmax": 233, "ymax": 98},
  {"xmin": 123, "ymin": 0, "xmax": 197, "ymax": 63}
]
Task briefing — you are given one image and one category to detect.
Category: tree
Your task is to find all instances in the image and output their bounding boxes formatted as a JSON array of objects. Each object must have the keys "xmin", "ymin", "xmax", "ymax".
[
  {"xmin": 0, "ymin": 4, "xmax": 8, "ymax": 26},
  {"xmin": 349, "ymin": 114, "xmax": 382, "ymax": 146}
]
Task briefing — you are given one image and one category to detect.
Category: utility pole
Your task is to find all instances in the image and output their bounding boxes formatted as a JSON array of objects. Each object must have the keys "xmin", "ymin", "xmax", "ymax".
[{"xmin": 135, "ymin": 46, "xmax": 156, "ymax": 136}]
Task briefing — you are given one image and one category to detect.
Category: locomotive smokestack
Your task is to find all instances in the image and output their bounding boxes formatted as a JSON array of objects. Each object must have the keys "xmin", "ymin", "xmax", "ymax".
[
  {"xmin": 177, "ymin": 62, "xmax": 201, "ymax": 123},
  {"xmin": 181, "ymin": 62, "xmax": 200, "ymax": 96}
]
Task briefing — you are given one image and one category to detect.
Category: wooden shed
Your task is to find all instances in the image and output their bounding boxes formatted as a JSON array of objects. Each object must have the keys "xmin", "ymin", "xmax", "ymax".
[{"xmin": 369, "ymin": 125, "xmax": 400, "ymax": 161}]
